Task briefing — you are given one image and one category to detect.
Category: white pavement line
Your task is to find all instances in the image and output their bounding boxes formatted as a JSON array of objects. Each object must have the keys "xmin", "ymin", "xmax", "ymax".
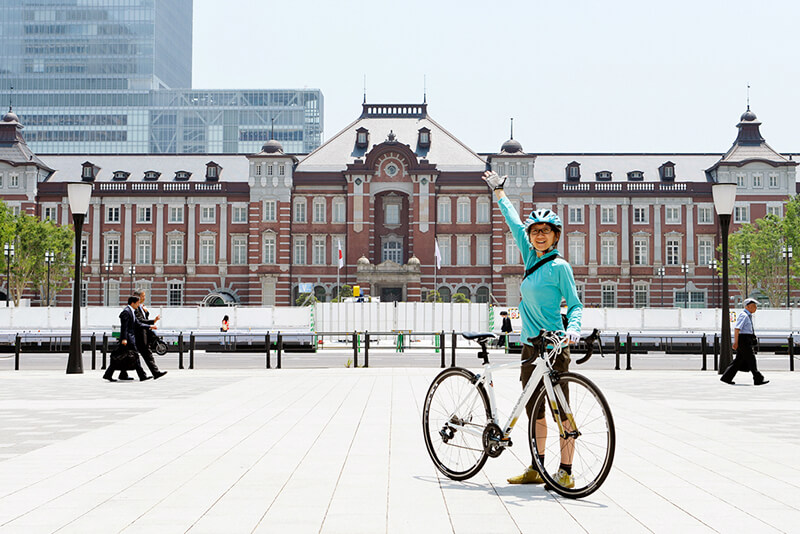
[
  {"xmin": 182, "ymin": 375, "xmax": 357, "ymax": 534},
  {"xmin": 318, "ymin": 375, "xmax": 386, "ymax": 534},
  {"xmin": 121, "ymin": 375, "xmax": 348, "ymax": 534},
  {"xmin": 0, "ymin": 374, "xmax": 296, "ymax": 532},
  {"xmin": 250, "ymin": 375, "xmax": 374, "ymax": 533}
]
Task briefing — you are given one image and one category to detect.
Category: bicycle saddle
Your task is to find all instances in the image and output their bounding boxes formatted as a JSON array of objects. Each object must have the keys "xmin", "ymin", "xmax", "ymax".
[{"xmin": 461, "ymin": 332, "xmax": 497, "ymax": 343}]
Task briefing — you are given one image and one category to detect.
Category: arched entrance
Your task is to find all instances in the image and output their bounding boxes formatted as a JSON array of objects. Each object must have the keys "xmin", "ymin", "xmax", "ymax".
[{"xmin": 202, "ymin": 289, "xmax": 238, "ymax": 307}]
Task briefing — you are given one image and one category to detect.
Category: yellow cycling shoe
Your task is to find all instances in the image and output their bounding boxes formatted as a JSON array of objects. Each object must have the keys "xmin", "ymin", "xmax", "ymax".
[
  {"xmin": 553, "ymin": 468, "xmax": 574, "ymax": 489},
  {"xmin": 507, "ymin": 466, "xmax": 545, "ymax": 484}
]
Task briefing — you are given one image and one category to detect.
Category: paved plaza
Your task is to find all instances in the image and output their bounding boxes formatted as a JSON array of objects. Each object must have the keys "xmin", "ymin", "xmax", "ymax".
[{"xmin": 0, "ymin": 361, "xmax": 799, "ymax": 533}]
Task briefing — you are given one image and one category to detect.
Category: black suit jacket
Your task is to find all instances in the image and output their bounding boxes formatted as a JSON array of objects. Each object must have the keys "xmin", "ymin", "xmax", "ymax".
[{"xmin": 119, "ymin": 306, "xmax": 149, "ymax": 350}]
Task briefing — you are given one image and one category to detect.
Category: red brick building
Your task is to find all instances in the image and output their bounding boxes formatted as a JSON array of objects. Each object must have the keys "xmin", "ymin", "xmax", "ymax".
[{"xmin": 1, "ymin": 103, "xmax": 797, "ymax": 307}]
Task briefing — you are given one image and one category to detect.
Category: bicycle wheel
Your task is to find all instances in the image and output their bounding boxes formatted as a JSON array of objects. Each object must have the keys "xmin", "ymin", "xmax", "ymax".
[
  {"xmin": 529, "ymin": 372, "xmax": 615, "ymax": 499},
  {"xmin": 154, "ymin": 340, "xmax": 168, "ymax": 355},
  {"xmin": 422, "ymin": 367, "xmax": 491, "ymax": 481}
]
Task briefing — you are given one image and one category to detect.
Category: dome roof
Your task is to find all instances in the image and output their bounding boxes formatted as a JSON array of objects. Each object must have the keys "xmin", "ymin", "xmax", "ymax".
[
  {"xmin": 357, "ymin": 255, "xmax": 370, "ymax": 265},
  {"xmin": 407, "ymin": 255, "xmax": 420, "ymax": 265},
  {"xmin": 261, "ymin": 138, "xmax": 283, "ymax": 154},
  {"xmin": 740, "ymin": 108, "xmax": 758, "ymax": 122},
  {"xmin": 2, "ymin": 110, "xmax": 19, "ymax": 123},
  {"xmin": 500, "ymin": 138, "xmax": 523, "ymax": 154}
]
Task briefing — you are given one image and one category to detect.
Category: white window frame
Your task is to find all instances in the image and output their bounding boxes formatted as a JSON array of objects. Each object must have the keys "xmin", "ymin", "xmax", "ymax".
[
  {"xmin": 384, "ymin": 202, "xmax": 400, "ymax": 225},
  {"xmin": 168, "ymin": 282, "xmax": 183, "ymax": 306},
  {"xmin": 199, "ymin": 236, "xmax": 215, "ymax": 265},
  {"xmin": 568, "ymin": 206, "xmax": 583, "ymax": 224},
  {"xmin": 312, "ymin": 236, "xmax": 326, "ymax": 265},
  {"xmin": 332, "ymin": 197, "xmax": 346, "ymax": 223},
  {"xmin": 136, "ymin": 235, "xmax": 152, "ymax": 265},
  {"xmin": 633, "ymin": 206, "xmax": 648, "ymax": 224},
  {"xmin": 137, "ymin": 206, "xmax": 152, "ymax": 223},
  {"xmin": 231, "ymin": 236, "xmax": 247, "ymax": 265},
  {"xmin": 568, "ymin": 235, "xmax": 585, "ymax": 266},
  {"xmin": 105, "ymin": 237, "xmax": 120, "ymax": 264},
  {"xmin": 697, "ymin": 236, "xmax": 714, "ymax": 267},
  {"xmin": 106, "ymin": 206, "xmax": 120, "ymax": 223},
  {"xmin": 263, "ymin": 233, "xmax": 276, "ymax": 264},
  {"xmin": 382, "ymin": 240, "xmax": 403, "ymax": 264},
  {"xmin": 665, "ymin": 205, "xmax": 681, "ymax": 224},
  {"xmin": 9, "ymin": 174, "xmax": 19, "ymax": 188},
  {"xmin": 601, "ymin": 283, "xmax": 617, "ymax": 307},
  {"xmin": 734, "ymin": 205, "xmax": 749, "ymax": 224},
  {"xmin": 476, "ymin": 198, "xmax": 490, "ymax": 224},
  {"xmin": 769, "ymin": 174, "xmax": 779, "ymax": 188},
  {"xmin": 600, "ymin": 236, "xmax": 617, "ymax": 266},
  {"xmin": 438, "ymin": 236, "xmax": 452, "ymax": 266},
  {"xmin": 200, "ymin": 206, "xmax": 216, "ymax": 224},
  {"xmin": 752, "ymin": 173, "xmax": 763, "ymax": 188},
  {"xmin": 437, "ymin": 198, "xmax": 451, "ymax": 223},
  {"xmin": 633, "ymin": 237, "xmax": 649, "ymax": 266},
  {"xmin": 293, "ymin": 236, "xmax": 306, "ymax": 265},
  {"xmin": 477, "ymin": 235, "xmax": 490, "ymax": 266},
  {"xmin": 313, "ymin": 198, "xmax": 326, "ymax": 223},
  {"xmin": 294, "ymin": 199, "xmax": 307, "ymax": 223},
  {"xmin": 232, "ymin": 204, "xmax": 248, "ymax": 224},
  {"xmin": 42, "ymin": 206, "xmax": 57, "ymax": 221},
  {"xmin": 736, "ymin": 174, "xmax": 746, "ymax": 187},
  {"xmin": 169, "ymin": 206, "xmax": 184, "ymax": 223},
  {"xmin": 505, "ymin": 234, "xmax": 519, "ymax": 264},
  {"xmin": 666, "ymin": 237, "xmax": 681, "ymax": 266},
  {"xmin": 633, "ymin": 283, "xmax": 649, "ymax": 308},
  {"xmin": 168, "ymin": 236, "xmax": 184, "ymax": 265},
  {"xmin": 766, "ymin": 204, "xmax": 783, "ymax": 218},
  {"xmin": 698, "ymin": 206, "xmax": 713, "ymax": 224},
  {"xmin": 600, "ymin": 206, "xmax": 616, "ymax": 224},
  {"xmin": 264, "ymin": 199, "xmax": 277, "ymax": 222},
  {"xmin": 457, "ymin": 198, "xmax": 471, "ymax": 224},
  {"xmin": 457, "ymin": 235, "xmax": 470, "ymax": 266}
]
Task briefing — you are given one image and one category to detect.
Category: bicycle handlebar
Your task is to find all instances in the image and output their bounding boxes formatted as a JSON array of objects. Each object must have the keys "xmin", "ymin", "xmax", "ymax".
[{"xmin": 522, "ymin": 328, "xmax": 603, "ymax": 366}]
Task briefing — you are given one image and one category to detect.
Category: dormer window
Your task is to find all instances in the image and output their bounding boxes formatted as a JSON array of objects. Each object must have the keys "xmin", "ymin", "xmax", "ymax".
[
  {"xmin": 627, "ymin": 171, "xmax": 644, "ymax": 181},
  {"xmin": 174, "ymin": 170, "xmax": 191, "ymax": 181},
  {"xmin": 81, "ymin": 161, "xmax": 99, "ymax": 181},
  {"xmin": 659, "ymin": 162, "xmax": 675, "ymax": 181},
  {"xmin": 418, "ymin": 127, "xmax": 431, "ymax": 148},
  {"xmin": 112, "ymin": 171, "xmax": 130, "ymax": 181},
  {"xmin": 596, "ymin": 171, "xmax": 612, "ymax": 181},
  {"xmin": 355, "ymin": 127, "xmax": 369, "ymax": 149},
  {"xmin": 205, "ymin": 161, "xmax": 221, "ymax": 181},
  {"xmin": 143, "ymin": 170, "xmax": 161, "ymax": 181},
  {"xmin": 566, "ymin": 162, "xmax": 581, "ymax": 182}
]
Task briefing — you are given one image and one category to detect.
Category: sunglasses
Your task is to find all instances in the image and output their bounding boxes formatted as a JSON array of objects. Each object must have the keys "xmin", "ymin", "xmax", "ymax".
[{"xmin": 528, "ymin": 227, "xmax": 554, "ymax": 236}]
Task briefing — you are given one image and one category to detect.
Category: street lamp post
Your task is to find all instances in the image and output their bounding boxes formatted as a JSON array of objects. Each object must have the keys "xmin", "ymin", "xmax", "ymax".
[
  {"xmin": 681, "ymin": 264, "xmax": 689, "ymax": 308},
  {"xmin": 709, "ymin": 259, "xmax": 719, "ymax": 308},
  {"xmin": 782, "ymin": 244, "xmax": 793, "ymax": 308},
  {"xmin": 740, "ymin": 253, "xmax": 751, "ymax": 299},
  {"xmin": 128, "ymin": 265, "xmax": 136, "ymax": 295},
  {"xmin": 103, "ymin": 261, "xmax": 113, "ymax": 306},
  {"xmin": 4, "ymin": 243, "xmax": 14, "ymax": 307},
  {"xmin": 713, "ymin": 183, "xmax": 737, "ymax": 374},
  {"xmin": 657, "ymin": 266, "xmax": 665, "ymax": 307},
  {"xmin": 66, "ymin": 182, "xmax": 93, "ymax": 374},
  {"xmin": 45, "ymin": 251, "xmax": 55, "ymax": 306}
]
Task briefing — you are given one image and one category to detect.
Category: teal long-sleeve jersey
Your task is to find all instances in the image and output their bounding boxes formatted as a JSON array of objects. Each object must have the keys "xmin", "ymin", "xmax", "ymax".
[{"xmin": 497, "ymin": 196, "xmax": 583, "ymax": 346}]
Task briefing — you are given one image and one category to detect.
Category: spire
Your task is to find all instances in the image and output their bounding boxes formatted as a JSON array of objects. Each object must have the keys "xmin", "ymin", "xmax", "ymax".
[
  {"xmin": 363, "ymin": 75, "xmax": 367, "ymax": 104},
  {"xmin": 510, "ymin": 117, "xmax": 514, "ymax": 139},
  {"xmin": 423, "ymin": 74, "xmax": 427, "ymax": 104}
]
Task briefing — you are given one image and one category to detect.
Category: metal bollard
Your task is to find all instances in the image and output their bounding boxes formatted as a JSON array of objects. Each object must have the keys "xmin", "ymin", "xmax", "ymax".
[
  {"xmin": 178, "ymin": 332, "xmax": 184, "ymax": 369},
  {"xmin": 364, "ymin": 331, "xmax": 369, "ymax": 368},
  {"xmin": 14, "ymin": 334, "xmax": 21, "ymax": 370},
  {"xmin": 277, "ymin": 332, "xmax": 282, "ymax": 369},
  {"xmin": 626, "ymin": 333, "xmax": 632, "ymax": 370},
  {"xmin": 189, "ymin": 333, "xmax": 195, "ymax": 369},
  {"xmin": 451, "ymin": 331, "xmax": 457, "ymax": 367},
  {"xmin": 789, "ymin": 335, "xmax": 795, "ymax": 372},
  {"xmin": 91, "ymin": 333, "xmax": 97, "ymax": 370},
  {"xmin": 701, "ymin": 333, "xmax": 708, "ymax": 371},
  {"xmin": 439, "ymin": 331, "xmax": 446, "ymax": 365},
  {"xmin": 713, "ymin": 333, "xmax": 719, "ymax": 371},
  {"xmin": 614, "ymin": 333, "xmax": 620, "ymax": 370},
  {"xmin": 102, "ymin": 333, "xmax": 108, "ymax": 370},
  {"xmin": 352, "ymin": 331, "xmax": 358, "ymax": 368},
  {"xmin": 265, "ymin": 333, "xmax": 271, "ymax": 369}
]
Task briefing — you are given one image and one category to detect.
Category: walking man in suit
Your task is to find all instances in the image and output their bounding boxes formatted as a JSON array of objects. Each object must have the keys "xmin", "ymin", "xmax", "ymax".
[
  {"xmin": 133, "ymin": 289, "xmax": 167, "ymax": 379},
  {"xmin": 103, "ymin": 296, "xmax": 155, "ymax": 382},
  {"xmin": 721, "ymin": 298, "xmax": 769, "ymax": 386}
]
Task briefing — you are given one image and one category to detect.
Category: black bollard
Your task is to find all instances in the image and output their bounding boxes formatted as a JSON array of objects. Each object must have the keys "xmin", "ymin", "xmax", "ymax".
[
  {"xmin": 14, "ymin": 334, "xmax": 20, "ymax": 370},
  {"xmin": 178, "ymin": 332, "xmax": 184, "ymax": 369},
  {"xmin": 91, "ymin": 333, "xmax": 97, "ymax": 370},
  {"xmin": 701, "ymin": 333, "xmax": 708, "ymax": 371},
  {"xmin": 789, "ymin": 335, "xmax": 795, "ymax": 372},
  {"xmin": 189, "ymin": 333, "xmax": 195, "ymax": 369},
  {"xmin": 713, "ymin": 333, "xmax": 719, "ymax": 371},
  {"xmin": 352, "ymin": 331, "xmax": 358, "ymax": 368},
  {"xmin": 451, "ymin": 331, "xmax": 457, "ymax": 368},
  {"xmin": 277, "ymin": 332, "xmax": 282, "ymax": 369},
  {"xmin": 364, "ymin": 331, "xmax": 369, "ymax": 368},
  {"xmin": 626, "ymin": 333, "xmax": 632, "ymax": 370},
  {"xmin": 265, "ymin": 333, "xmax": 271, "ymax": 369},
  {"xmin": 102, "ymin": 333, "xmax": 108, "ymax": 370},
  {"xmin": 614, "ymin": 333, "xmax": 620, "ymax": 370},
  {"xmin": 439, "ymin": 331, "xmax": 446, "ymax": 366}
]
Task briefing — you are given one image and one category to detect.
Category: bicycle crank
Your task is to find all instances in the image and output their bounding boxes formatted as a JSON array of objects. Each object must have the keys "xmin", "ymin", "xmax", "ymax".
[{"xmin": 482, "ymin": 422, "xmax": 509, "ymax": 458}]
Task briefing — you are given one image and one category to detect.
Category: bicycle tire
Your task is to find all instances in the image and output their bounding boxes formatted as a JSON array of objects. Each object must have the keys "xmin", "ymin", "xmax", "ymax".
[
  {"xmin": 529, "ymin": 372, "xmax": 615, "ymax": 499},
  {"xmin": 154, "ymin": 341, "xmax": 168, "ymax": 356},
  {"xmin": 422, "ymin": 367, "xmax": 491, "ymax": 481}
]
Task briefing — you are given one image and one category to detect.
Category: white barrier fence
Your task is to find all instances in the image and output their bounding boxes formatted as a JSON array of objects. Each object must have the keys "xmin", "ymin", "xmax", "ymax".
[{"xmin": 1, "ymin": 305, "xmax": 799, "ymax": 334}]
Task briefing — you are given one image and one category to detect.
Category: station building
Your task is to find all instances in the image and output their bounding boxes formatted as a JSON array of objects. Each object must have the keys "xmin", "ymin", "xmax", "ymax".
[{"xmin": 0, "ymin": 101, "xmax": 797, "ymax": 307}]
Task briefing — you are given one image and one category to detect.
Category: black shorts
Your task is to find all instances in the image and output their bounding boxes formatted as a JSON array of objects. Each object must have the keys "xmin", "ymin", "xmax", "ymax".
[{"xmin": 520, "ymin": 342, "xmax": 571, "ymax": 420}]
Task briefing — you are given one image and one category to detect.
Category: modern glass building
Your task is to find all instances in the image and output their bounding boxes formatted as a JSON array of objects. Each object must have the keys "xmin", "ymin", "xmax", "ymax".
[{"xmin": 0, "ymin": 1, "xmax": 323, "ymax": 154}]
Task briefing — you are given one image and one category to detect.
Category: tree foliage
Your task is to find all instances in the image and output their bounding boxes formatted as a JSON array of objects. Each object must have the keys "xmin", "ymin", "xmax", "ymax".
[
  {"xmin": 724, "ymin": 194, "xmax": 800, "ymax": 307},
  {"xmin": 0, "ymin": 201, "xmax": 74, "ymax": 306}
]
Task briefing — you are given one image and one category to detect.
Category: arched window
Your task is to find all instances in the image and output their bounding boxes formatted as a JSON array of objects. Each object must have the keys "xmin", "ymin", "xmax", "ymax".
[
  {"xmin": 314, "ymin": 285, "xmax": 327, "ymax": 302},
  {"xmin": 475, "ymin": 286, "xmax": 490, "ymax": 303},
  {"xmin": 438, "ymin": 287, "xmax": 451, "ymax": 303},
  {"xmin": 456, "ymin": 286, "xmax": 471, "ymax": 301}
]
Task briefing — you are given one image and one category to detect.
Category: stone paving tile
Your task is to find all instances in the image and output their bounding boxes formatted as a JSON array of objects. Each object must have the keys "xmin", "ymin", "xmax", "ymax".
[{"xmin": 0, "ymin": 367, "xmax": 798, "ymax": 533}]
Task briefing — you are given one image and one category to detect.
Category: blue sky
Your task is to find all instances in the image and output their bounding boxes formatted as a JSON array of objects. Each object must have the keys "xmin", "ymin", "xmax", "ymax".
[{"xmin": 193, "ymin": 0, "xmax": 800, "ymax": 154}]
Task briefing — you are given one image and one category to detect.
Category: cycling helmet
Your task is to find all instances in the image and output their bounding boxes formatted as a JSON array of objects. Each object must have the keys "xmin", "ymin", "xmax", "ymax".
[{"xmin": 524, "ymin": 209, "xmax": 562, "ymax": 231}]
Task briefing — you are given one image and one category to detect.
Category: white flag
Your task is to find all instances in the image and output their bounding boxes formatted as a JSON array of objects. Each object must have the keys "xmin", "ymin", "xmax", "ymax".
[
  {"xmin": 434, "ymin": 240, "xmax": 442, "ymax": 269},
  {"xmin": 337, "ymin": 240, "xmax": 344, "ymax": 269}
]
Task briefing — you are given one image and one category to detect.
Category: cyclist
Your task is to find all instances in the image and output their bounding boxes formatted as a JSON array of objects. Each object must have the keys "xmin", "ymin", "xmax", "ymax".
[{"xmin": 483, "ymin": 170, "xmax": 583, "ymax": 488}]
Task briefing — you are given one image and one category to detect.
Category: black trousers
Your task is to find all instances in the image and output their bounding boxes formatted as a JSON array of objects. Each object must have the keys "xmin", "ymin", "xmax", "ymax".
[
  {"xmin": 103, "ymin": 346, "xmax": 147, "ymax": 380},
  {"xmin": 721, "ymin": 334, "xmax": 765, "ymax": 384}
]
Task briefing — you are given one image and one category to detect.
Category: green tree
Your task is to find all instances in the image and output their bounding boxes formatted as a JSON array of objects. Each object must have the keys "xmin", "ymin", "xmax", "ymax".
[
  {"xmin": 425, "ymin": 290, "xmax": 442, "ymax": 303},
  {"xmin": 452, "ymin": 292, "xmax": 471, "ymax": 303},
  {"xmin": 295, "ymin": 293, "xmax": 317, "ymax": 306},
  {"xmin": 0, "ymin": 202, "xmax": 74, "ymax": 306},
  {"xmin": 331, "ymin": 284, "xmax": 353, "ymax": 302}
]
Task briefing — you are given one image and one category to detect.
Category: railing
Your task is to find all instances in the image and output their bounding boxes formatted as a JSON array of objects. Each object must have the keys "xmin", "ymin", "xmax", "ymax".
[{"xmin": 555, "ymin": 182, "xmax": 706, "ymax": 194}]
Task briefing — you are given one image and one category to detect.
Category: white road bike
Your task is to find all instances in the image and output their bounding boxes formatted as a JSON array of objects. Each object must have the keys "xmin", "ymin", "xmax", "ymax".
[{"xmin": 422, "ymin": 329, "xmax": 615, "ymax": 499}]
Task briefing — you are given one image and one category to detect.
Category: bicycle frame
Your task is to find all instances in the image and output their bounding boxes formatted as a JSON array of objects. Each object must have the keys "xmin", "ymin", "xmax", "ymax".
[{"xmin": 447, "ymin": 334, "xmax": 578, "ymax": 446}]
